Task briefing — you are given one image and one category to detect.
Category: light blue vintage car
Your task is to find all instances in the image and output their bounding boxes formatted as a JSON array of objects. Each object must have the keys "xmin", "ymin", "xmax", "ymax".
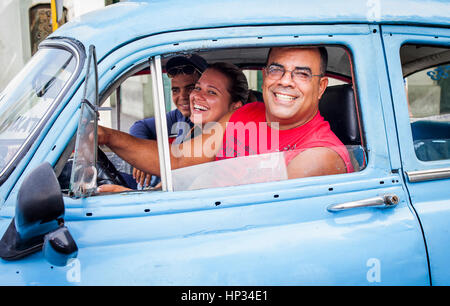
[{"xmin": 0, "ymin": 0, "xmax": 449, "ymax": 286}]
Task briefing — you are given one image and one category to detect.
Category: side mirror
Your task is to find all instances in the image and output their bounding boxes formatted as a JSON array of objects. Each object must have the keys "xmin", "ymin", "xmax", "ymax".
[{"xmin": 0, "ymin": 162, "xmax": 77, "ymax": 266}]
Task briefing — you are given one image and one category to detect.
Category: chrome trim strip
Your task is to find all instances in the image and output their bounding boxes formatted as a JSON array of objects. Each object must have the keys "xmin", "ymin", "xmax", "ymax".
[
  {"xmin": 150, "ymin": 56, "xmax": 173, "ymax": 191},
  {"xmin": 406, "ymin": 167, "xmax": 450, "ymax": 182},
  {"xmin": 0, "ymin": 39, "xmax": 83, "ymax": 183}
]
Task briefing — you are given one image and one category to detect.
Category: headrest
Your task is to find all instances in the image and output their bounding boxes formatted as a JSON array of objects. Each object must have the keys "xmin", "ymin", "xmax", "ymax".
[{"xmin": 319, "ymin": 84, "xmax": 361, "ymax": 145}]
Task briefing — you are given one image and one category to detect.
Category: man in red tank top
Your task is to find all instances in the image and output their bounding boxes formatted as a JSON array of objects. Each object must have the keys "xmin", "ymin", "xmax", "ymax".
[
  {"xmin": 216, "ymin": 102, "xmax": 353, "ymax": 173},
  {"xmin": 97, "ymin": 47, "xmax": 353, "ymax": 183},
  {"xmin": 216, "ymin": 47, "xmax": 353, "ymax": 176}
]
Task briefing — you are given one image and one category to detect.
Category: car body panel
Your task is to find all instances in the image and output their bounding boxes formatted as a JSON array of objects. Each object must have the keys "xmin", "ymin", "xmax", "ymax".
[
  {"xmin": 51, "ymin": 0, "xmax": 450, "ymax": 63},
  {"xmin": 0, "ymin": 179, "xmax": 429, "ymax": 285},
  {"xmin": 382, "ymin": 25, "xmax": 450, "ymax": 285}
]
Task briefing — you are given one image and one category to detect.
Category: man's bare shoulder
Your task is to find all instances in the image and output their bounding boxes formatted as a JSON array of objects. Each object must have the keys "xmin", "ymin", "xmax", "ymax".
[{"xmin": 287, "ymin": 147, "xmax": 347, "ymax": 179}]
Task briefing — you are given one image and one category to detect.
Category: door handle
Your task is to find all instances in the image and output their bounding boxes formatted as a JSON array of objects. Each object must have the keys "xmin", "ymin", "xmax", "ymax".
[{"xmin": 327, "ymin": 194, "xmax": 399, "ymax": 212}]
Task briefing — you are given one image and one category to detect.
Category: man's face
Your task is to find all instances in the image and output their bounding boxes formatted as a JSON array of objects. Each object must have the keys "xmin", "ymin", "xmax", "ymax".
[
  {"xmin": 171, "ymin": 73, "xmax": 199, "ymax": 117},
  {"xmin": 262, "ymin": 47, "xmax": 328, "ymax": 130}
]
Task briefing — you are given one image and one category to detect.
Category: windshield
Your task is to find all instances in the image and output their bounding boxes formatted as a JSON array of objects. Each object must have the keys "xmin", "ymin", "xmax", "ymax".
[{"xmin": 0, "ymin": 47, "xmax": 76, "ymax": 178}]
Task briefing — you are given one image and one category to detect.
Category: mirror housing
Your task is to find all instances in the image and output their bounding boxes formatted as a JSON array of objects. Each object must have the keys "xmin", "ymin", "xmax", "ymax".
[
  {"xmin": 0, "ymin": 162, "xmax": 77, "ymax": 266},
  {"xmin": 43, "ymin": 226, "xmax": 78, "ymax": 266},
  {"xmin": 15, "ymin": 162, "xmax": 64, "ymax": 240}
]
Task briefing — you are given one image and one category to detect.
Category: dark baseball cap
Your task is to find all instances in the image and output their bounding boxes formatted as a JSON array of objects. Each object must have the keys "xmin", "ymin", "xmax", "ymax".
[{"xmin": 165, "ymin": 54, "xmax": 208, "ymax": 76}]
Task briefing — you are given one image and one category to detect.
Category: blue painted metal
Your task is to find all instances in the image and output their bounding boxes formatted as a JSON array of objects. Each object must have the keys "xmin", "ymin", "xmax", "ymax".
[
  {"xmin": 0, "ymin": 39, "xmax": 85, "ymax": 208},
  {"xmin": 1, "ymin": 0, "xmax": 447, "ymax": 285},
  {"xmin": 50, "ymin": 0, "xmax": 450, "ymax": 64}
]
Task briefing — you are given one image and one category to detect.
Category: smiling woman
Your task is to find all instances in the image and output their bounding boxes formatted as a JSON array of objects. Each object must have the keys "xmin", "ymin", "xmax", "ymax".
[{"xmin": 190, "ymin": 62, "xmax": 248, "ymax": 126}]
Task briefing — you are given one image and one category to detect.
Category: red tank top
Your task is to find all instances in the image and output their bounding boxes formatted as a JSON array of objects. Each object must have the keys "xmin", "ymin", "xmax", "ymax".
[{"xmin": 216, "ymin": 102, "xmax": 354, "ymax": 173}]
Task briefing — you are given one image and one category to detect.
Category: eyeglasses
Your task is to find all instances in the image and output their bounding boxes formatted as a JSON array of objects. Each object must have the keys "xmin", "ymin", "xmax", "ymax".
[
  {"xmin": 265, "ymin": 64, "xmax": 323, "ymax": 82},
  {"xmin": 167, "ymin": 65, "xmax": 201, "ymax": 78}
]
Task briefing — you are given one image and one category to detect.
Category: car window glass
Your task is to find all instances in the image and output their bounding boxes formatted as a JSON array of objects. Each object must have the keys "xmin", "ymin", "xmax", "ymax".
[
  {"xmin": 402, "ymin": 44, "xmax": 450, "ymax": 161},
  {"xmin": 98, "ymin": 67, "xmax": 161, "ymax": 191},
  {"xmin": 59, "ymin": 67, "xmax": 161, "ymax": 194},
  {"xmin": 167, "ymin": 46, "xmax": 366, "ymax": 192},
  {"xmin": 0, "ymin": 47, "xmax": 76, "ymax": 177},
  {"xmin": 172, "ymin": 151, "xmax": 287, "ymax": 191},
  {"xmin": 63, "ymin": 45, "xmax": 367, "ymax": 196}
]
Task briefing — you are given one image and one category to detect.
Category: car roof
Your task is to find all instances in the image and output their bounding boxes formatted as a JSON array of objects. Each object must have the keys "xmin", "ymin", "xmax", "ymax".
[{"xmin": 50, "ymin": 0, "xmax": 450, "ymax": 58}]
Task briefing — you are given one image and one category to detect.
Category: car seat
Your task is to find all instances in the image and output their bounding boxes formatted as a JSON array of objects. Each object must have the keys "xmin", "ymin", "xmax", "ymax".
[{"xmin": 319, "ymin": 83, "xmax": 365, "ymax": 171}]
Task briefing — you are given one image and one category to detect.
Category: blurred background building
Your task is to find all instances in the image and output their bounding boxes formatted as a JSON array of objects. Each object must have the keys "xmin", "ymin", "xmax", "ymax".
[{"xmin": 0, "ymin": 0, "xmax": 121, "ymax": 92}]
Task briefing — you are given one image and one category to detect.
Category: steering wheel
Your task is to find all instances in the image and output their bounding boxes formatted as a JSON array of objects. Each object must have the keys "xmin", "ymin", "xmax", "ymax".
[{"xmin": 96, "ymin": 147, "xmax": 130, "ymax": 188}]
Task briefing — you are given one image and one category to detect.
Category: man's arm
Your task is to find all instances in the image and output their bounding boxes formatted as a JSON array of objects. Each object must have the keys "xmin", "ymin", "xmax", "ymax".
[
  {"xmin": 286, "ymin": 147, "xmax": 347, "ymax": 179},
  {"xmin": 98, "ymin": 126, "xmax": 161, "ymax": 174},
  {"xmin": 169, "ymin": 111, "xmax": 234, "ymax": 169},
  {"xmin": 129, "ymin": 110, "xmax": 188, "ymax": 186},
  {"xmin": 97, "ymin": 111, "xmax": 234, "ymax": 176}
]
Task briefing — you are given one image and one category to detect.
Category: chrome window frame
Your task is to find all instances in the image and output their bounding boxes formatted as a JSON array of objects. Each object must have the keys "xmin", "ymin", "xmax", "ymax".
[
  {"xmin": 406, "ymin": 168, "xmax": 450, "ymax": 182},
  {"xmin": 150, "ymin": 56, "xmax": 173, "ymax": 191}
]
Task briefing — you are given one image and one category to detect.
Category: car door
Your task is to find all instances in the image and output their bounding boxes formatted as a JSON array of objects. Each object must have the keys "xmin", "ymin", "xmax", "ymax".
[
  {"xmin": 0, "ymin": 25, "xmax": 430, "ymax": 285},
  {"xmin": 382, "ymin": 25, "xmax": 450, "ymax": 285}
]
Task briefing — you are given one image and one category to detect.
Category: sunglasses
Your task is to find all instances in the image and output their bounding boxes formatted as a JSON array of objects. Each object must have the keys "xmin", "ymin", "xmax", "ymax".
[{"xmin": 167, "ymin": 65, "xmax": 201, "ymax": 78}]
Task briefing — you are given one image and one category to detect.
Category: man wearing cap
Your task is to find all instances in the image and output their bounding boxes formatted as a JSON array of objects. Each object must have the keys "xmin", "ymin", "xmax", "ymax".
[
  {"xmin": 129, "ymin": 54, "xmax": 207, "ymax": 144},
  {"xmin": 125, "ymin": 54, "xmax": 208, "ymax": 188}
]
